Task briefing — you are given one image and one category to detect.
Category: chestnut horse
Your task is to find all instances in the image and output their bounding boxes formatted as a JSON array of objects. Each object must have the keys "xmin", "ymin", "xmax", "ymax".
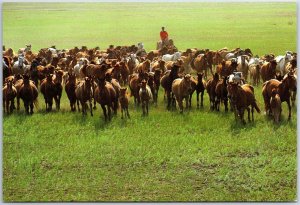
[
  {"xmin": 230, "ymin": 83, "xmax": 260, "ymax": 124},
  {"xmin": 206, "ymin": 73, "xmax": 219, "ymax": 110},
  {"xmin": 3, "ymin": 79, "xmax": 17, "ymax": 114},
  {"xmin": 65, "ymin": 72, "xmax": 77, "ymax": 111},
  {"xmin": 94, "ymin": 78, "xmax": 117, "ymax": 121},
  {"xmin": 189, "ymin": 73, "xmax": 206, "ymax": 108},
  {"xmin": 75, "ymin": 76, "xmax": 94, "ymax": 116},
  {"xmin": 262, "ymin": 72, "xmax": 297, "ymax": 120}
]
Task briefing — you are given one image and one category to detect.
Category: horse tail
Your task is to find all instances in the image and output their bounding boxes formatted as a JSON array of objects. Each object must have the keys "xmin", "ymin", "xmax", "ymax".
[{"xmin": 253, "ymin": 100, "xmax": 260, "ymax": 113}]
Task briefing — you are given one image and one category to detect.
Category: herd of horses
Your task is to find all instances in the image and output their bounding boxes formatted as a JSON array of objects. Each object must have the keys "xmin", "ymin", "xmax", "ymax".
[{"xmin": 2, "ymin": 44, "xmax": 297, "ymax": 124}]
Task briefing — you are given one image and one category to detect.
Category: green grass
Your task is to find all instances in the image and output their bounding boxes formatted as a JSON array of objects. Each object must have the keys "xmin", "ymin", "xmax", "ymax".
[{"xmin": 2, "ymin": 2, "xmax": 297, "ymax": 202}]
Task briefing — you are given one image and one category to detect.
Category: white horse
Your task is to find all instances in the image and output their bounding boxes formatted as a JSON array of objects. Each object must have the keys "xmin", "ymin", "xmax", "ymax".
[
  {"xmin": 275, "ymin": 51, "xmax": 293, "ymax": 75},
  {"xmin": 12, "ymin": 55, "xmax": 30, "ymax": 75},
  {"xmin": 248, "ymin": 57, "xmax": 261, "ymax": 66},
  {"xmin": 73, "ymin": 58, "xmax": 89, "ymax": 79},
  {"xmin": 162, "ymin": 51, "xmax": 181, "ymax": 62}
]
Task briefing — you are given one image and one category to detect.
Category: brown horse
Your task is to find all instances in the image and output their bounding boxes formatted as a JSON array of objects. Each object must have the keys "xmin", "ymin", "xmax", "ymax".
[
  {"xmin": 262, "ymin": 72, "xmax": 297, "ymax": 120},
  {"xmin": 215, "ymin": 76, "xmax": 229, "ymax": 112},
  {"xmin": 119, "ymin": 87, "xmax": 130, "ymax": 119},
  {"xmin": 18, "ymin": 74, "xmax": 39, "ymax": 114},
  {"xmin": 172, "ymin": 74, "xmax": 193, "ymax": 113},
  {"xmin": 230, "ymin": 83, "xmax": 260, "ymax": 124},
  {"xmin": 129, "ymin": 70, "xmax": 149, "ymax": 106},
  {"xmin": 65, "ymin": 72, "xmax": 77, "ymax": 111},
  {"xmin": 3, "ymin": 56, "xmax": 12, "ymax": 84},
  {"xmin": 40, "ymin": 74, "xmax": 56, "ymax": 111},
  {"xmin": 270, "ymin": 88, "xmax": 282, "ymax": 123},
  {"xmin": 94, "ymin": 78, "xmax": 117, "ymax": 121},
  {"xmin": 160, "ymin": 64, "xmax": 180, "ymax": 109},
  {"xmin": 52, "ymin": 70, "xmax": 63, "ymax": 110},
  {"xmin": 260, "ymin": 60, "xmax": 277, "ymax": 82},
  {"xmin": 206, "ymin": 73, "xmax": 219, "ymax": 110},
  {"xmin": 139, "ymin": 79, "xmax": 153, "ymax": 116},
  {"xmin": 217, "ymin": 59, "xmax": 238, "ymax": 78},
  {"xmin": 191, "ymin": 54, "xmax": 209, "ymax": 79},
  {"xmin": 189, "ymin": 73, "xmax": 206, "ymax": 108},
  {"xmin": 249, "ymin": 64, "xmax": 260, "ymax": 86},
  {"xmin": 75, "ymin": 76, "xmax": 94, "ymax": 116},
  {"xmin": 3, "ymin": 79, "xmax": 17, "ymax": 114}
]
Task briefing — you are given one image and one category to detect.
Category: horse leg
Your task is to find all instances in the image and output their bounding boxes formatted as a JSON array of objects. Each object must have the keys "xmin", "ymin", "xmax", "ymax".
[
  {"xmin": 6, "ymin": 99, "xmax": 9, "ymax": 114},
  {"xmin": 30, "ymin": 101, "xmax": 34, "ymax": 114},
  {"xmin": 185, "ymin": 96, "xmax": 189, "ymax": 110},
  {"xmin": 121, "ymin": 108, "xmax": 124, "ymax": 119},
  {"xmin": 167, "ymin": 91, "xmax": 171, "ymax": 110},
  {"xmin": 76, "ymin": 100, "xmax": 80, "ymax": 112},
  {"xmin": 251, "ymin": 105, "xmax": 254, "ymax": 122},
  {"xmin": 24, "ymin": 101, "xmax": 29, "ymax": 114},
  {"xmin": 239, "ymin": 108, "xmax": 246, "ymax": 124},
  {"xmin": 89, "ymin": 99, "xmax": 93, "ymax": 117},
  {"xmin": 108, "ymin": 105, "xmax": 112, "ymax": 121},
  {"xmin": 247, "ymin": 107, "xmax": 251, "ymax": 122},
  {"xmin": 10, "ymin": 99, "xmax": 15, "ymax": 113},
  {"xmin": 146, "ymin": 101, "xmax": 149, "ymax": 115},
  {"xmin": 142, "ymin": 101, "xmax": 145, "ymax": 116},
  {"xmin": 196, "ymin": 91, "xmax": 200, "ymax": 108},
  {"xmin": 287, "ymin": 99, "xmax": 292, "ymax": 120},
  {"xmin": 101, "ymin": 104, "xmax": 107, "ymax": 121},
  {"xmin": 224, "ymin": 97, "xmax": 228, "ymax": 112}
]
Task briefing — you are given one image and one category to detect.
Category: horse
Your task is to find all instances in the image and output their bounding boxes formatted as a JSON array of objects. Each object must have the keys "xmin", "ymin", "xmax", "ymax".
[
  {"xmin": 230, "ymin": 83, "xmax": 260, "ymax": 124},
  {"xmin": 162, "ymin": 52, "xmax": 181, "ymax": 62},
  {"xmin": 94, "ymin": 77, "xmax": 117, "ymax": 121},
  {"xmin": 249, "ymin": 64, "xmax": 261, "ymax": 86},
  {"xmin": 270, "ymin": 88, "xmax": 282, "ymax": 123},
  {"xmin": 75, "ymin": 76, "xmax": 94, "ymax": 116},
  {"xmin": 237, "ymin": 55, "xmax": 249, "ymax": 82},
  {"xmin": 40, "ymin": 74, "xmax": 56, "ymax": 112},
  {"xmin": 52, "ymin": 70, "xmax": 64, "ymax": 111},
  {"xmin": 260, "ymin": 59, "xmax": 277, "ymax": 82},
  {"xmin": 206, "ymin": 73, "xmax": 219, "ymax": 110},
  {"xmin": 215, "ymin": 76, "xmax": 229, "ymax": 112},
  {"xmin": 12, "ymin": 55, "xmax": 30, "ymax": 75},
  {"xmin": 18, "ymin": 74, "xmax": 39, "ymax": 114},
  {"xmin": 119, "ymin": 87, "xmax": 130, "ymax": 119},
  {"xmin": 171, "ymin": 74, "xmax": 193, "ymax": 113},
  {"xmin": 275, "ymin": 51, "xmax": 293, "ymax": 75},
  {"xmin": 126, "ymin": 53, "xmax": 140, "ymax": 74},
  {"xmin": 189, "ymin": 73, "xmax": 206, "ymax": 108},
  {"xmin": 262, "ymin": 72, "xmax": 297, "ymax": 120},
  {"xmin": 191, "ymin": 53, "xmax": 209, "ymax": 79},
  {"xmin": 160, "ymin": 64, "xmax": 180, "ymax": 109},
  {"xmin": 139, "ymin": 79, "xmax": 153, "ymax": 116},
  {"xmin": 65, "ymin": 72, "xmax": 77, "ymax": 111},
  {"xmin": 3, "ymin": 79, "xmax": 17, "ymax": 114},
  {"xmin": 3, "ymin": 56, "xmax": 12, "ymax": 84},
  {"xmin": 129, "ymin": 70, "xmax": 149, "ymax": 106}
]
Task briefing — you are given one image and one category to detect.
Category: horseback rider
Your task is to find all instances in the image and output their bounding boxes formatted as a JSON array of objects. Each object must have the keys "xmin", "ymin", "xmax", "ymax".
[{"xmin": 160, "ymin": 26, "xmax": 169, "ymax": 47}]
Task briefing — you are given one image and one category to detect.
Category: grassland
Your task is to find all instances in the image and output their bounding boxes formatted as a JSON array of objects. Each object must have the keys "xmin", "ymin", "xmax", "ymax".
[{"xmin": 2, "ymin": 2, "xmax": 297, "ymax": 202}]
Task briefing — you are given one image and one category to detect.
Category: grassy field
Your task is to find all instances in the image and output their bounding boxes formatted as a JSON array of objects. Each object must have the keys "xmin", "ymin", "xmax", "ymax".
[{"xmin": 2, "ymin": 2, "xmax": 297, "ymax": 202}]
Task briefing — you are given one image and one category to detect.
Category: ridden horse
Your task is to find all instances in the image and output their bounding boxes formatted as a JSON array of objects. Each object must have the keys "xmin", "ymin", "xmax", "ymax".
[
  {"xmin": 94, "ymin": 78, "xmax": 117, "ymax": 121},
  {"xmin": 18, "ymin": 74, "xmax": 39, "ymax": 114},
  {"xmin": 3, "ymin": 79, "xmax": 17, "ymax": 114},
  {"xmin": 206, "ymin": 73, "xmax": 219, "ymax": 110},
  {"xmin": 139, "ymin": 79, "xmax": 153, "ymax": 116},
  {"xmin": 171, "ymin": 74, "xmax": 193, "ymax": 113},
  {"xmin": 75, "ymin": 76, "xmax": 94, "ymax": 116},
  {"xmin": 189, "ymin": 73, "xmax": 206, "ymax": 108},
  {"xmin": 230, "ymin": 83, "xmax": 260, "ymax": 124},
  {"xmin": 262, "ymin": 72, "xmax": 297, "ymax": 120},
  {"xmin": 65, "ymin": 72, "xmax": 77, "ymax": 111}
]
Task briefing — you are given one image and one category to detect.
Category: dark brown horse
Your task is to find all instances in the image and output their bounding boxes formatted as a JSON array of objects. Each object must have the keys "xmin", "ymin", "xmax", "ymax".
[
  {"xmin": 3, "ymin": 56, "xmax": 12, "ymax": 85},
  {"xmin": 206, "ymin": 73, "xmax": 219, "ymax": 110},
  {"xmin": 94, "ymin": 78, "xmax": 117, "ymax": 121},
  {"xmin": 215, "ymin": 75, "xmax": 229, "ymax": 112},
  {"xmin": 262, "ymin": 72, "xmax": 297, "ymax": 120},
  {"xmin": 40, "ymin": 74, "xmax": 56, "ymax": 111},
  {"xmin": 189, "ymin": 73, "xmax": 206, "ymax": 108},
  {"xmin": 65, "ymin": 72, "xmax": 77, "ymax": 111}
]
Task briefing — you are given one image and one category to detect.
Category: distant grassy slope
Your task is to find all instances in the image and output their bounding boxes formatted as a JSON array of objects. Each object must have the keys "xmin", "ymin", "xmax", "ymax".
[{"xmin": 3, "ymin": 2, "xmax": 296, "ymax": 55}]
